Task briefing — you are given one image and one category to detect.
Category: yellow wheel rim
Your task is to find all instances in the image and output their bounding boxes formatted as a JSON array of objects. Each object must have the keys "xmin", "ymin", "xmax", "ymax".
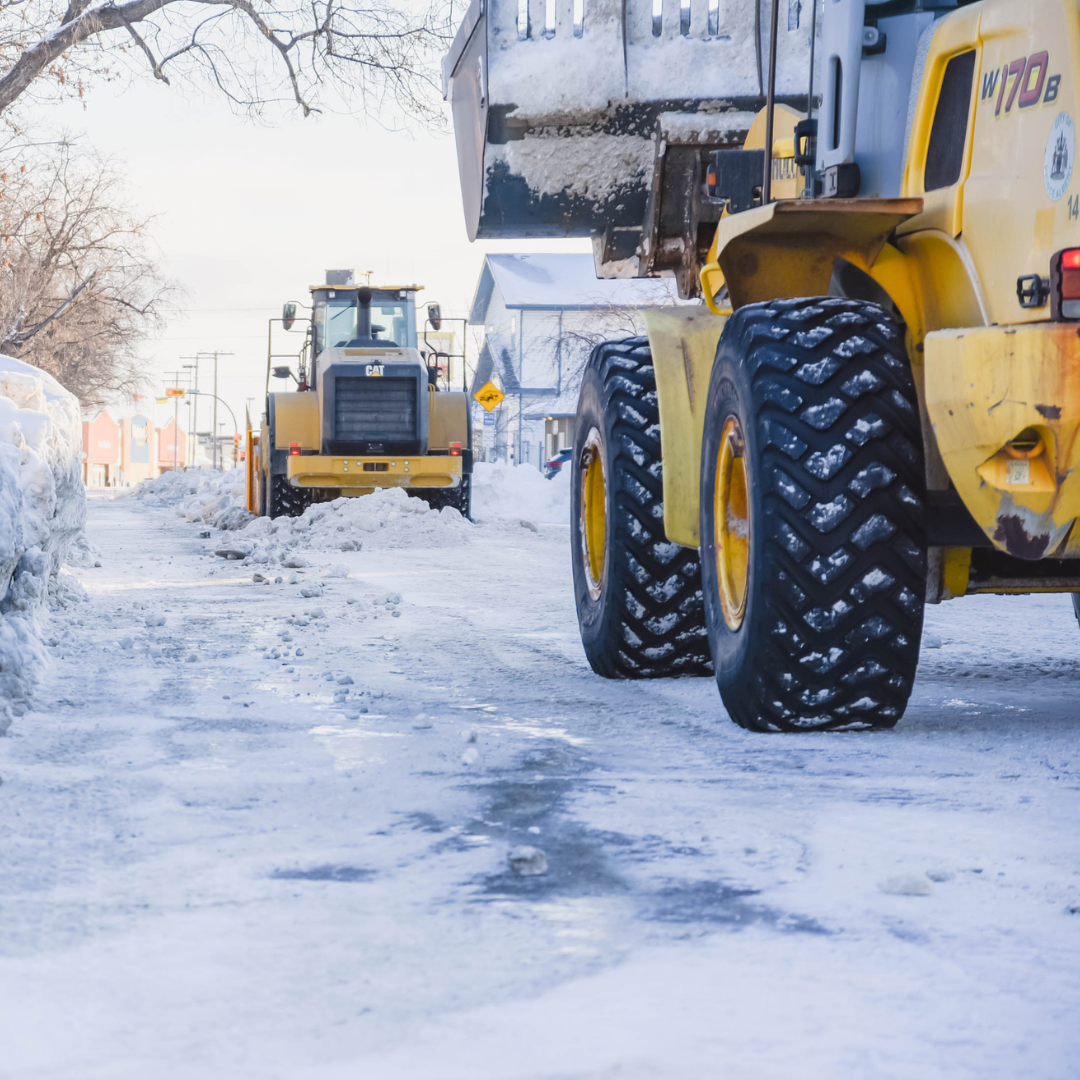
[
  {"xmin": 580, "ymin": 427, "xmax": 607, "ymax": 600},
  {"xmin": 714, "ymin": 416, "xmax": 751, "ymax": 631}
]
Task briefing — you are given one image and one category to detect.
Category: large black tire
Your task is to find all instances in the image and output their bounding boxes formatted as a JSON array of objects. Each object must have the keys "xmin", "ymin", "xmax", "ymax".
[
  {"xmin": 269, "ymin": 473, "xmax": 311, "ymax": 519},
  {"xmin": 413, "ymin": 475, "xmax": 472, "ymax": 519},
  {"xmin": 700, "ymin": 298, "xmax": 926, "ymax": 732},
  {"xmin": 572, "ymin": 337, "xmax": 712, "ymax": 679}
]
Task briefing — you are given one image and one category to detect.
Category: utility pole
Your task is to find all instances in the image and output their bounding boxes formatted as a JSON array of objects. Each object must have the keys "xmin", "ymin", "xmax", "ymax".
[
  {"xmin": 211, "ymin": 351, "xmax": 233, "ymax": 470},
  {"xmin": 181, "ymin": 356, "xmax": 201, "ymax": 463},
  {"xmin": 212, "ymin": 354, "xmax": 219, "ymax": 468}
]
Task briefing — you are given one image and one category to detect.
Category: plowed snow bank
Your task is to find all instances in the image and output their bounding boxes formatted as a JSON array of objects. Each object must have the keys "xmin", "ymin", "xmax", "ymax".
[
  {"xmin": 0, "ymin": 357, "xmax": 85, "ymax": 724},
  {"xmin": 472, "ymin": 462, "xmax": 570, "ymax": 524}
]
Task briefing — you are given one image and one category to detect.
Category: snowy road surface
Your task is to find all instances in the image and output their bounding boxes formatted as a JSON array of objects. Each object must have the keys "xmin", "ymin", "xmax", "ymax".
[{"xmin": 2, "ymin": 491, "xmax": 1080, "ymax": 1079}]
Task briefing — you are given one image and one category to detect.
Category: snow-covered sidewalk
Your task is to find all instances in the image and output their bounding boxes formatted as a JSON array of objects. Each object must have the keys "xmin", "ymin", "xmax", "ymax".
[{"xmin": 1, "ymin": 489, "xmax": 1079, "ymax": 1079}]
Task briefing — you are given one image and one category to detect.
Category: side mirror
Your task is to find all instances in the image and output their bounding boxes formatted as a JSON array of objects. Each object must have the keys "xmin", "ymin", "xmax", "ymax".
[
  {"xmin": 427, "ymin": 303, "xmax": 442, "ymax": 331},
  {"xmin": 272, "ymin": 366, "xmax": 292, "ymax": 380},
  {"xmin": 282, "ymin": 302, "xmax": 297, "ymax": 331}
]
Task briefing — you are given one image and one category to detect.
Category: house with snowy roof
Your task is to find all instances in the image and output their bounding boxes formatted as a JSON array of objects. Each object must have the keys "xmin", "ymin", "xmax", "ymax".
[{"xmin": 467, "ymin": 253, "xmax": 683, "ymax": 466}]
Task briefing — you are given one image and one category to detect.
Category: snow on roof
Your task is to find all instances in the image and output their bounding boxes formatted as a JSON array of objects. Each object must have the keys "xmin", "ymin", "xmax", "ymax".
[{"xmin": 469, "ymin": 254, "xmax": 680, "ymax": 324}]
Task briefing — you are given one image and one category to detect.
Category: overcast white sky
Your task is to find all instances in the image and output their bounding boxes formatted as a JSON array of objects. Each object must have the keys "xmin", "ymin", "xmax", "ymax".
[{"xmin": 36, "ymin": 71, "xmax": 588, "ymax": 439}]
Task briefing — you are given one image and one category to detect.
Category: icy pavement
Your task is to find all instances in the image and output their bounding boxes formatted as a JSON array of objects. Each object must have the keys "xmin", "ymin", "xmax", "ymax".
[{"xmin": 1, "ymin": 492, "xmax": 1079, "ymax": 1079}]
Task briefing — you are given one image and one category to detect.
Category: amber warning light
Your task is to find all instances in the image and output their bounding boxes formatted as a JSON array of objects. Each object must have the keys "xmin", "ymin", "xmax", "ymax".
[{"xmin": 1052, "ymin": 248, "xmax": 1080, "ymax": 320}]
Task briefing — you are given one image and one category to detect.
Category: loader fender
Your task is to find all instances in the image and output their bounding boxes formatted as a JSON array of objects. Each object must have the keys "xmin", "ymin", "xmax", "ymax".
[
  {"xmin": 428, "ymin": 389, "xmax": 472, "ymax": 464},
  {"xmin": 271, "ymin": 391, "xmax": 320, "ymax": 455},
  {"xmin": 701, "ymin": 197, "xmax": 923, "ymax": 313},
  {"xmin": 642, "ymin": 307, "xmax": 727, "ymax": 548}
]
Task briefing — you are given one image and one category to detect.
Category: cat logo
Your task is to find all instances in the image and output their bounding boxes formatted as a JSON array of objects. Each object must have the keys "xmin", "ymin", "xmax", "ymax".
[{"xmin": 365, "ymin": 364, "xmax": 385, "ymax": 377}]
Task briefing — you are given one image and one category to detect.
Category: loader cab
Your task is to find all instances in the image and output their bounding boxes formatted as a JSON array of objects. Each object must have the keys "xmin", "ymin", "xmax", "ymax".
[{"xmin": 311, "ymin": 286, "xmax": 420, "ymax": 359}]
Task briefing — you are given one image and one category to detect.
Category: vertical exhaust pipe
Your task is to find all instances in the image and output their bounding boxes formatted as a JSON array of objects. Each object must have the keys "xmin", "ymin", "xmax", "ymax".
[{"xmin": 357, "ymin": 286, "xmax": 373, "ymax": 340}]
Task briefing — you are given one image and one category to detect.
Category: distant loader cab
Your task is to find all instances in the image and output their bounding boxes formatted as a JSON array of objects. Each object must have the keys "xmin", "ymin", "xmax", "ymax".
[{"xmin": 246, "ymin": 272, "xmax": 473, "ymax": 520}]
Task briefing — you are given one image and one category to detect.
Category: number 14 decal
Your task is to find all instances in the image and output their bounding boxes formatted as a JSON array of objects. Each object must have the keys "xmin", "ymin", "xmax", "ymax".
[{"xmin": 1069, "ymin": 194, "xmax": 1079, "ymax": 221}]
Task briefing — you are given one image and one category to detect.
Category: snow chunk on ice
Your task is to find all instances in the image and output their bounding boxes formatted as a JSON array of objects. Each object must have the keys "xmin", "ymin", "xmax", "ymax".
[
  {"xmin": 879, "ymin": 875, "xmax": 933, "ymax": 896},
  {"xmin": 508, "ymin": 845, "xmax": 548, "ymax": 876}
]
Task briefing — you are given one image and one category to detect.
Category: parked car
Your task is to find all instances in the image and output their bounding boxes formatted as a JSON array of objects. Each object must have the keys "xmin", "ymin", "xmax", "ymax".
[{"xmin": 544, "ymin": 448, "xmax": 572, "ymax": 480}]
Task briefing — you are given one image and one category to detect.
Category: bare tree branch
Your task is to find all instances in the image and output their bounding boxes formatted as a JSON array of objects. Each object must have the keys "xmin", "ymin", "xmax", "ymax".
[
  {"xmin": 0, "ymin": 139, "xmax": 173, "ymax": 406},
  {"xmin": 0, "ymin": 0, "xmax": 452, "ymax": 123},
  {"xmin": 121, "ymin": 17, "xmax": 169, "ymax": 83},
  {"xmin": 1, "ymin": 273, "xmax": 93, "ymax": 347}
]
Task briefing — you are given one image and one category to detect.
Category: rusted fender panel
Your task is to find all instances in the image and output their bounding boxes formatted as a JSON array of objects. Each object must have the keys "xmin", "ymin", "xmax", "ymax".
[{"xmin": 925, "ymin": 323, "xmax": 1080, "ymax": 559}]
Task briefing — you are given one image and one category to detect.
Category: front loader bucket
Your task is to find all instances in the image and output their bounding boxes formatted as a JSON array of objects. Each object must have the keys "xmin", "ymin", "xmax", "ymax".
[{"xmin": 443, "ymin": 0, "xmax": 814, "ymax": 247}]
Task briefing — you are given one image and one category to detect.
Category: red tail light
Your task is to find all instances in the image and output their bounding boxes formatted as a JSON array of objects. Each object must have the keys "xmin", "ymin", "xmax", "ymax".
[
  {"xmin": 449, "ymin": 442, "xmax": 461, "ymax": 457},
  {"xmin": 289, "ymin": 442, "xmax": 300, "ymax": 456},
  {"xmin": 1052, "ymin": 248, "xmax": 1080, "ymax": 319}
]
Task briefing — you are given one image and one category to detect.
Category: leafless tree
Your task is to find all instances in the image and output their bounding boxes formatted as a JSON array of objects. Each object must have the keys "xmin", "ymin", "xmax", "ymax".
[
  {"xmin": 0, "ymin": 0, "xmax": 452, "ymax": 123},
  {"xmin": 533, "ymin": 283, "xmax": 685, "ymax": 401},
  {"xmin": 0, "ymin": 139, "xmax": 171, "ymax": 406}
]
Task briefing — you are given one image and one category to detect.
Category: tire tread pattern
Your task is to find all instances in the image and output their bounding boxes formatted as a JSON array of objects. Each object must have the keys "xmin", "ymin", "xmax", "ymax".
[
  {"xmin": 577, "ymin": 337, "xmax": 712, "ymax": 678},
  {"xmin": 413, "ymin": 475, "xmax": 472, "ymax": 519},
  {"xmin": 708, "ymin": 298, "xmax": 925, "ymax": 731},
  {"xmin": 269, "ymin": 473, "xmax": 311, "ymax": 519}
]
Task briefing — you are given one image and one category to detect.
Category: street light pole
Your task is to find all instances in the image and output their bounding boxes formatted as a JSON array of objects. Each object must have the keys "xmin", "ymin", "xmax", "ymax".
[{"xmin": 164, "ymin": 369, "xmax": 190, "ymax": 471}]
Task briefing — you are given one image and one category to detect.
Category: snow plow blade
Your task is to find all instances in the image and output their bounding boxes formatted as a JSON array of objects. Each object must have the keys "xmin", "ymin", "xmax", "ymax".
[{"xmin": 285, "ymin": 454, "xmax": 463, "ymax": 493}]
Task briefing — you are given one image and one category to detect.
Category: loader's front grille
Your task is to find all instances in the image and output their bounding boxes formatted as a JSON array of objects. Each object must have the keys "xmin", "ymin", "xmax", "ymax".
[{"xmin": 332, "ymin": 376, "xmax": 417, "ymax": 444}]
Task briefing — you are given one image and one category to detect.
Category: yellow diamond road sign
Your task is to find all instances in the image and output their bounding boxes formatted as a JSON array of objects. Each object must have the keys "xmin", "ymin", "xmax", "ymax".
[{"xmin": 474, "ymin": 381, "xmax": 505, "ymax": 412}]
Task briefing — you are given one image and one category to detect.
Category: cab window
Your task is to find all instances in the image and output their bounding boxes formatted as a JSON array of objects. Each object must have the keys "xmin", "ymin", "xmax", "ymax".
[{"xmin": 924, "ymin": 50, "xmax": 977, "ymax": 191}]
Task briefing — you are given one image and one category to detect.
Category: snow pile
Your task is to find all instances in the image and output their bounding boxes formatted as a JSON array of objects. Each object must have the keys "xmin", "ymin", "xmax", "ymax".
[
  {"xmin": 226, "ymin": 487, "xmax": 474, "ymax": 564},
  {"xmin": 0, "ymin": 356, "xmax": 86, "ymax": 724},
  {"xmin": 132, "ymin": 464, "xmax": 569, "ymax": 573},
  {"xmin": 472, "ymin": 462, "xmax": 570, "ymax": 525},
  {"xmin": 134, "ymin": 468, "xmax": 253, "ymax": 530}
]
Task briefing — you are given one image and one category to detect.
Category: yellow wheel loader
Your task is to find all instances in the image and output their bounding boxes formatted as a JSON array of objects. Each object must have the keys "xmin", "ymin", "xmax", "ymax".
[
  {"xmin": 446, "ymin": 0, "xmax": 1080, "ymax": 730},
  {"xmin": 246, "ymin": 274, "xmax": 473, "ymax": 520}
]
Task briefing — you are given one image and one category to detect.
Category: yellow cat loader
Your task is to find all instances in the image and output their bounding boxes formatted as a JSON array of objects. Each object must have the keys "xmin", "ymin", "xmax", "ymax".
[
  {"xmin": 446, "ymin": 0, "xmax": 1080, "ymax": 730},
  {"xmin": 247, "ymin": 274, "xmax": 472, "ymax": 518}
]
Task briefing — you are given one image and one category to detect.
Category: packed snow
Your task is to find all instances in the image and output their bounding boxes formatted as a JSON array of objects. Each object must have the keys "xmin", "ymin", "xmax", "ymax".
[
  {"xmin": 1, "ymin": 462, "xmax": 1078, "ymax": 1078},
  {"xmin": 0, "ymin": 356, "xmax": 85, "ymax": 725}
]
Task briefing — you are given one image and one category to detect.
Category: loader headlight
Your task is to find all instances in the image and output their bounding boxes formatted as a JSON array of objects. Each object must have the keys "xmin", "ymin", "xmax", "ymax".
[{"xmin": 1050, "ymin": 248, "xmax": 1080, "ymax": 320}]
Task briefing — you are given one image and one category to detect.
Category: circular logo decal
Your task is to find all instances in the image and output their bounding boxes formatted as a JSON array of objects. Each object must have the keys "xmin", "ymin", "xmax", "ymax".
[{"xmin": 1045, "ymin": 112, "xmax": 1074, "ymax": 202}]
